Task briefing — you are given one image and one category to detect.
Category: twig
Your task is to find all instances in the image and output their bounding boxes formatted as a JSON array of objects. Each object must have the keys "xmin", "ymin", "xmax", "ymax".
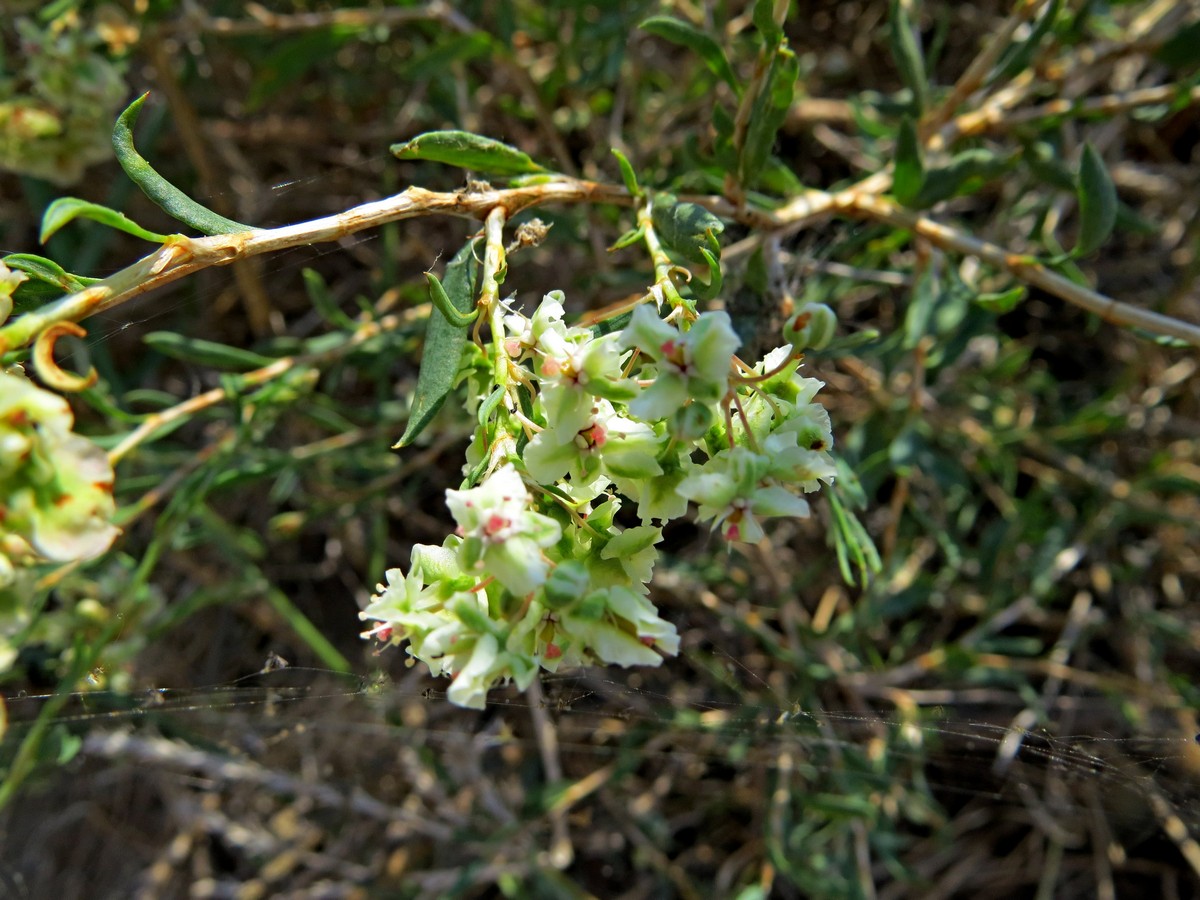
[
  {"xmin": 844, "ymin": 192, "xmax": 1200, "ymax": 348},
  {"xmin": 921, "ymin": 0, "xmax": 1049, "ymax": 140},
  {"xmin": 0, "ymin": 180, "xmax": 630, "ymax": 354},
  {"xmin": 107, "ymin": 303, "xmax": 429, "ymax": 463}
]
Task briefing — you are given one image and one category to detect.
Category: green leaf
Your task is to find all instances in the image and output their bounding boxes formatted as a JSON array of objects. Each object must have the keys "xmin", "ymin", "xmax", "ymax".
[
  {"xmin": 651, "ymin": 194, "xmax": 725, "ymax": 264},
  {"xmin": 301, "ymin": 268, "xmax": 357, "ymax": 330},
  {"xmin": 989, "ymin": 0, "xmax": 1061, "ymax": 85},
  {"xmin": 2, "ymin": 253, "xmax": 96, "ymax": 293},
  {"xmin": 889, "ymin": 0, "xmax": 929, "ymax": 115},
  {"xmin": 395, "ymin": 239, "xmax": 480, "ymax": 448},
  {"xmin": 113, "ymin": 93, "xmax": 251, "ymax": 236},
  {"xmin": 911, "ymin": 147, "xmax": 1011, "ymax": 207},
  {"xmin": 737, "ymin": 45, "xmax": 799, "ymax": 189},
  {"xmin": 974, "ymin": 285, "xmax": 1027, "ymax": 313},
  {"xmin": 40, "ymin": 197, "xmax": 170, "ymax": 244},
  {"xmin": 611, "ymin": 148, "xmax": 642, "ymax": 198},
  {"xmin": 903, "ymin": 265, "xmax": 938, "ymax": 349},
  {"xmin": 390, "ymin": 130, "xmax": 548, "ymax": 176},
  {"xmin": 892, "ymin": 117, "xmax": 925, "ymax": 206},
  {"xmin": 1074, "ymin": 142, "xmax": 1117, "ymax": 256},
  {"xmin": 1155, "ymin": 20, "xmax": 1200, "ymax": 70},
  {"xmin": 144, "ymin": 331, "xmax": 276, "ymax": 370},
  {"xmin": 425, "ymin": 271, "xmax": 479, "ymax": 327},
  {"xmin": 827, "ymin": 487, "xmax": 881, "ymax": 587},
  {"xmin": 590, "ymin": 309, "xmax": 633, "ymax": 339},
  {"xmin": 639, "ymin": 16, "xmax": 740, "ymax": 94},
  {"xmin": 608, "ymin": 225, "xmax": 646, "ymax": 251},
  {"xmin": 692, "ymin": 247, "xmax": 723, "ymax": 301},
  {"xmin": 752, "ymin": 0, "xmax": 785, "ymax": 47},
  {"xmin": 806, "ymin": 327, "xmax": 882, "ymax": 359}
]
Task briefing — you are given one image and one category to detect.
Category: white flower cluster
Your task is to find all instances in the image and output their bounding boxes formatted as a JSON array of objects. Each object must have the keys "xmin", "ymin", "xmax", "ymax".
[
  {"xmin": 0, "ymin": 369, "xmax": 120, "ymax": 592},
  {"xmin": 363, "ymin": 293, "xmax": 836, "ymax": 708}
]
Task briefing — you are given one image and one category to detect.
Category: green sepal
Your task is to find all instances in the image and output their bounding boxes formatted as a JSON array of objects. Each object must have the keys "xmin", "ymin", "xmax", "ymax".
[
  {"xmin": 395, "ymin": 239, "xmax": 480, "ymax": 448},
  {"xmin": 113, "ymin": 93, "xmax": 251, "ymax": 236},
  {"xmin": 40, "ymin": 197, "xmax": 171, "ymax": 244},
  {"xmin": 390, "ymin": 130, "xmax": 548, "ymax": 176}
]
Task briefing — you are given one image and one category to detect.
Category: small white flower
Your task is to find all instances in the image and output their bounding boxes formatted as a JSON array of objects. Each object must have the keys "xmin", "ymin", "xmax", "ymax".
[{"xmin": 445, "ymin": 464, "xmax": 562, "ymax": 595}]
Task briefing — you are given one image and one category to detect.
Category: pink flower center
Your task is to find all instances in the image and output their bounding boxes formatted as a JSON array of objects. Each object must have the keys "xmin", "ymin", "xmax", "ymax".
[{"xmin": 484, "ymin": 514, "xmax": 511, "ymax": 536}]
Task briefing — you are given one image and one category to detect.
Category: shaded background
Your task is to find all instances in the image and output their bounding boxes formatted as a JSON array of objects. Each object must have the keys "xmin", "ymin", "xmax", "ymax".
[{"xmin": 2, "ymin": 1, "xmax": 1200, "ymax": 897}]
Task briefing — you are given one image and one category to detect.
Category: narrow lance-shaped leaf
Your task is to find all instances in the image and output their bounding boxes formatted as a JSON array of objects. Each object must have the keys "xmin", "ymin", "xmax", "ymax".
[
  {"xmin": 903, "ymin": 264, "xmax": 939, "ymax": 349},
  {"xmin": 144, "ymin": 331, "xmax": 276, "ymax": 371},
  {"xmin": 737, "ymin": 44, "xmax": 799, "ymax": 189},
  {"xmin": 395, "ymin": 239, "xmax": 481, "ymax": 448},
  {"xmin": 113, "ymin": 93, "xmax": 251, "ymax": 236},
  {"xmin": 391, "ymin": 131, "xmax": 548, "ymax": 176},
  {"xmin": 611, "ymin": 148, "xmax": 642, "ymax": 198},
  {"xmin": 1074, "ymin": 142, "xmax": 1117, "ymax": 257},
  {"xmin": 892, "ymin": 117, "xmax": 925, "ymax": 206},
  {"xmin": 2, "ymin": 254, "xmax": 97, "ymax": 294},
  {"xmin": 752, "ymin": 0, "xmax": 787, "ymax": 48},
  {"xmin": 974, "ymin": 285, "xmax": 1027, "ymax": 313},
  {"xmin": 911, "ymin": 147, "xmax": 1012, "ymax": 208},
  {"xmin": 988, "ymin": 0, "xmax": 1062, "ymax": 87},
  {"xmin": 40, "ymin": 197, "xmax": 170, "ymax": 244},
  {"xmin": 889, "ymin": 0, "xmax": 929, "ymax": 115},
  {"xmin": 639, "ymin": 16, "xmax": 741, "ymax": 94},
  {"xmin": 302, "ymin": 268, "xmax": 358, "ymax": 330},
  {"xmin": 692, "ymin": 247, "xmax": 723, "ymax": 301}
]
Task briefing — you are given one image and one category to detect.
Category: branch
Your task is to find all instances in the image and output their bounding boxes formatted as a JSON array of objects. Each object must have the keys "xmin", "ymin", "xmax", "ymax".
[
  {"xmin": 0, "ymin": 180, "xmax": 630, "ymax": 355},
  {"xmin": 845, "ymin": 192, "xmax": 1200, "ymax": 348}
]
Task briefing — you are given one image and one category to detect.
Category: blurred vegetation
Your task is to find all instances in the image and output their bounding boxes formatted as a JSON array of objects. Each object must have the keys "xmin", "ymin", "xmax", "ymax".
[{"xmin": 2, "ymin": 0, "xmax": 1200, "ymax": 897}]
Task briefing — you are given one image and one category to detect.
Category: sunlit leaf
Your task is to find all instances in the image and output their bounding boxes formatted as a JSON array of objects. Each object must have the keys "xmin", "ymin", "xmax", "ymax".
[
  {"xmin": 113, "ymin": 93, "xmax": 251, "ymax": 236},
  {"xmin": 390, "ymin": 131, "xmax": 549, "ymax": 176},
  {"xmin": 40, "ymin": 197, "xmax": 169, "ymax": 244}
]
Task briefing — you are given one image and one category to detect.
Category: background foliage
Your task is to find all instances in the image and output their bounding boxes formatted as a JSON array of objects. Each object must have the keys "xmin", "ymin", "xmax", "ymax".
[{"xmin": 1, "ymin": 0, "xmax": 1200, "ymax": 897}]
